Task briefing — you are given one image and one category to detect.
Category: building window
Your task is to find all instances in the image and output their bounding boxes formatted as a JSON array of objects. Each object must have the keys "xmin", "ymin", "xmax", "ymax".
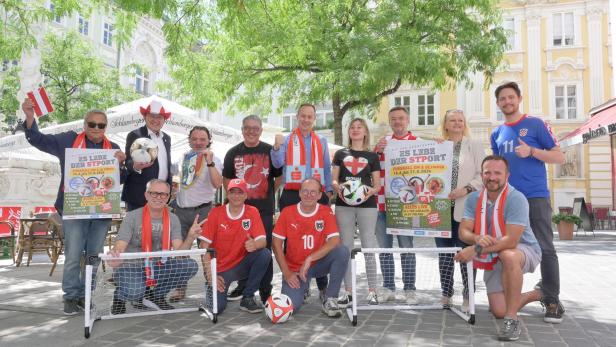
[
  {"xmin": 283, "ymin": 114, "xmax": 296, "ymax": 131},
  {"xmin": 1, "ymin": 60, "xmax": 18, "ymax": 72},
  {"xmin": 393, "ymin": 95, "xmax": 411, "ymax": 114},
  {"xmin": 315, "ymin": 111, "xmax": 334, "ymax": 129},
  {"xmin": 50, "ymin": 3, "xmax": 62, "ymax": 23},
  {"xmin": 417, "ymin": 94, "xmax": 435, "ymax": 126},
  {"xmin": 556, "ymin": 144, "xmax": 582, "ymax": 178},
  {"xmin": 78, "ymin": 16, "xmax": 89, "ymax": 36},
  {"xmin": 394, "ymin": 93, "xmax": 435, "ymax": 126},
  {"xmin": 553, "ymin": 12, "xmax": 574, "ymax": 46},
  {"xmin": 103, "ymin": 22, "xmax": 113, "ymax": 47},
  {"xmin": 503, "ymin": 18, "xmax": 515, "ymax": 50},
  {"xmin": 555, "ymin": 85, "xmax": 577, "ymax": 119},
  {"xmin": 135, "ymin": 66, "xmax": 149, "ymax": 95},
  {"xmin": 496, "ymin": 110, "xmax": 504, "ymax": 122}
]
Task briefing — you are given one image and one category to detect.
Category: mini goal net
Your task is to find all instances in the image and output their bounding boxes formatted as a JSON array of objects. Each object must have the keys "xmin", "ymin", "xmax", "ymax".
[
  {"xmin": 347, "ymin": 247, "xmax": 475, "ymax": 326},
  {"xmin": 84, "ymin": 248, "xmax": 217, "ymax": 338}
]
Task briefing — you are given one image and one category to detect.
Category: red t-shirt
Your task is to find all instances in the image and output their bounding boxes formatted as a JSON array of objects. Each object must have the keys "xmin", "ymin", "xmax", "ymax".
[
  {"xmin": 273, "ymin": 204, "xmax": 339, "ymax": 272},
  {"xmin": 201, "ymin": 204, "xmax": 266, "ymax": 272}
]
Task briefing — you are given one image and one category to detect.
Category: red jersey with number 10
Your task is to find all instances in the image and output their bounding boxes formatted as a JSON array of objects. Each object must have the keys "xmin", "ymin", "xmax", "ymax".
[
  {"xmin": 200, "ymin": 204, "xmax": 266, "ymax": 272},
  {"xmin": 273, "ymin": 204, "xmax": 338, "ymax": 272}
]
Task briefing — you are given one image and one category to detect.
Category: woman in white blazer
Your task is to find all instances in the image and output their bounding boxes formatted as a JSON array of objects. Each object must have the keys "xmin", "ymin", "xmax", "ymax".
[{"xmin": 436, "ymin": 109, "xmax": 486, "ymax": 307}]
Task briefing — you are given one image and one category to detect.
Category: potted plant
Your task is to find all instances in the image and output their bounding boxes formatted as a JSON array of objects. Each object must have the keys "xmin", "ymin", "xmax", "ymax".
[{"xmin": 551, "ymin": 214, "xmax": 582, "ymax": 240}]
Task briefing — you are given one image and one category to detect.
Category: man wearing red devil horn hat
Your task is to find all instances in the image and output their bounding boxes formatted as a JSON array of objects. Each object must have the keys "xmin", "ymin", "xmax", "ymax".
[{"xmin": 122, "ymin": 98, "xmax": 173, "ymax": 211}]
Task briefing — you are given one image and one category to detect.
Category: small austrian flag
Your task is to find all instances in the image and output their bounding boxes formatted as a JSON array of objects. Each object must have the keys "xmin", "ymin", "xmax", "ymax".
[{"xmin": 27, "ymin": 87, "xmax": 54, "ymax": 117}]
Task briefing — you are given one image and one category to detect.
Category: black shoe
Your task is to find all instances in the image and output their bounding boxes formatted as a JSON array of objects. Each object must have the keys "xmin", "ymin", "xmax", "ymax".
[
  {"xmin": 239, "ymin": 296, "xmax": 262, "ymax": 313},
  {"xmin": 132, "ymin": 288, "xmax": 158, "ymax": 310},
  {"xmin": 111, "ymin": 296, "xmax": 126, "ymax": 315},
  {"xmin": 228, "ymin": 286, "xmax": 244, "ymax": 302},
  {"xmin": 63, "ymin": 299, "xmax": 80, "ymax": 316},
  {"xmin": 152, "ymin": 296, "xmax": 175, "ymax": 311},
  {"xmin": 544, "ymin": 301, "xmax": 565, "ymax": 323}
]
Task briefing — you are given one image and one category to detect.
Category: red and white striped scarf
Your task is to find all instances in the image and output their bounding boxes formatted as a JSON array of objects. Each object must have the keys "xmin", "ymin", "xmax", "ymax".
[
  {"xmin": 141, "ymin": 204, "xmax": 171, "ymax": 287},
  {"xmin": 473, "ymin": 184, "xmax": 509, "ymax": 270},
  {"xmin": 284, "ymin": 128, "xmax": 325, "ymax": 190},
  {"xmin": 72, "ymin": 132, "xmax": 112, "ymax": 149},
  {"xmin": 376, "ymin": 132, "xmax": 416, "ymax": 212}
]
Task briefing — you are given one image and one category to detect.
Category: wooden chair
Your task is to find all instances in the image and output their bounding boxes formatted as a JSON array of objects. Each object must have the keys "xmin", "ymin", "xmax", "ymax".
[
  {"xmin": 558, "ymin": 207, "xmax": 573, "ymax": 215},
  {"xmin": 0, "ymin": 221, "xmax": 16, "ymax": 263},
  {"xmin": 16, "ymin": 217, "xmax": 63, "ymax": 276},
  {"xmin": 593, "ymin": 207, "xmax": 610, "ymax": 230}
]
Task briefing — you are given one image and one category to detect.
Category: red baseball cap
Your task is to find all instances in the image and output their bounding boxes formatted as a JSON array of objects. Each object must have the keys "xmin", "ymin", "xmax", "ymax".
[{"xmin": 227, "ymin": 179, "xmax": 247, "ymax": 194}]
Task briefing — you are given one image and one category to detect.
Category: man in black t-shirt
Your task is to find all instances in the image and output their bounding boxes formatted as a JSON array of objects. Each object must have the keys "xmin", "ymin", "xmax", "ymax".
[{"xmin": 222, "ymin": 115, "xmax": 282, "ymax": 303}]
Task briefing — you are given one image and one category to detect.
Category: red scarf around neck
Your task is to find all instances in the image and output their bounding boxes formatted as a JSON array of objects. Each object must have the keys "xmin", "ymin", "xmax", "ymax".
[
  {"xmin": 72, "ymin": 132, "xmax": 112, "ymax": 149},
  {"xmin": 284, "ymin": 128, "xmax": 325, "ymax": 190},
  {"xmin": 141, "ymin": 204, "xmax": 171, "ymax": 287},
  {"xmin": 473, "ymin": 184, "xmax": 509, "ymax": 270}
]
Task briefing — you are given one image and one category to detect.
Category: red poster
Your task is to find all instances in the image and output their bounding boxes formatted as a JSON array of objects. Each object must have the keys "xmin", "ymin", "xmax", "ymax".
[
  {"xmin": 0, "ymin": 207, "xmax": 22, "ymax": 235},
  {"xmin": 34, "ymin": 206, "xmax": 56, "ymax": 214}
]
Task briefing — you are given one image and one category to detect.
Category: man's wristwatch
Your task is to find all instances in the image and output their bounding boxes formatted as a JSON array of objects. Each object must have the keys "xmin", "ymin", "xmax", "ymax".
[
  {"xmin": 206, "ymin": 162, "xmax": 215, "ymax": 167},
  {"xmin": 465, "ymin": 185, "xmax": 474, "ymax": 194},
  {"xmin": 474, "ymin": 244, "xmax": 483, "ymax": 255}
]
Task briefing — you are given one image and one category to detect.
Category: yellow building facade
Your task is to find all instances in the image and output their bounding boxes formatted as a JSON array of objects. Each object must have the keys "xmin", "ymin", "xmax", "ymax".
[{"xmin": 374, "ymin": 0, "xmax": 614, "ymax": 209}]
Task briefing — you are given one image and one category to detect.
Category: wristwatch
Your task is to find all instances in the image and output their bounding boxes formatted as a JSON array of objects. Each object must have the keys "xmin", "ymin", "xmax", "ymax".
[
  {"xmin": 474, "ymin": 244, "xmax": 483, "ymax": 255},
  {"xmin": 465, "ymin": 185, "xmax": 474, "ymax": 194},
  {"xmin": 206, "ymin": 162, "xmax": 215, "ymax": 167}
]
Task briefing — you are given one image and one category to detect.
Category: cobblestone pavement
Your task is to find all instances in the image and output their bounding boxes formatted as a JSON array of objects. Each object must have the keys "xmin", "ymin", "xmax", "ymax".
[{"xmin": 1, "ymin": 231, "xmax": 615, "ymax": 347}]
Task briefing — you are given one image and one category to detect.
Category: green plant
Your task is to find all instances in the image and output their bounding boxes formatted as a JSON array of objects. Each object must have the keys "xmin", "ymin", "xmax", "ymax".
[{"xmin": 552, "ymin": 214, "xmax": 582, "ymax": 226}]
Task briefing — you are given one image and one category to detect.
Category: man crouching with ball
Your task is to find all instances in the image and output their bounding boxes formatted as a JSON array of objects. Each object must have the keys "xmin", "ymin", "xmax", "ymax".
[{"xmin": 273, "ymin": 178, "xmax": 349, "ymax": 317}]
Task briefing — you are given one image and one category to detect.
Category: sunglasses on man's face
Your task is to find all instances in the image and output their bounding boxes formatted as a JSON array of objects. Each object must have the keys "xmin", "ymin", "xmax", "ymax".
[{"xmin": 87, "ymin": 122, "xmax": 107, "ymax": 129}]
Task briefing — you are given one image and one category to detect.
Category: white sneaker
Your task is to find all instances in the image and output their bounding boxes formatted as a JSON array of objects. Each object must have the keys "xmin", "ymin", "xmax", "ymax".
[
  {"xmin": 377, "ymin": 287, "xmax": 395, "ymax": 302},
  {"xmin": 440, "ymin": 296, "xmax": 451, "ymax": 307},
  {"xmin": 394, "ymin": 290, "xmax": 406, "ymax": 302},
  {"xmin": 405, "ymin": 290, "xmax": 417, "ymax": 304},
  {"xmin": 322, "ymin": 297, "xmax": 342, "ymax": 318},
  {"xmin": 337, "ymin": 292, "xmax": 352, "ymax": 308},
  {"xmin": 462, "ymin": 297, "xmax": 469, "ymax": 312},
  {"xmin": 366, "ymin": 291, "xmax": 378, "ymax": 305}
]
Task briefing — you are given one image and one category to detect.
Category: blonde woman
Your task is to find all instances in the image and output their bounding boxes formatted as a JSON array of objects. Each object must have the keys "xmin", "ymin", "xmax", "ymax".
[
  {"xmin": 332, "ymin": 118, "xmax": 381, "ymax": 306},
  {"xmin": 437, "ymin": 109, "xmax": 485, "ymax": 306}
]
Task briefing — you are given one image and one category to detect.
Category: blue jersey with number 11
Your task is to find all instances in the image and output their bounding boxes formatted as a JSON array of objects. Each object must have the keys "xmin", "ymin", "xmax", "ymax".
[{"xmin": 490, "ymin": 115, "xmax": 558, "ymax": 199}]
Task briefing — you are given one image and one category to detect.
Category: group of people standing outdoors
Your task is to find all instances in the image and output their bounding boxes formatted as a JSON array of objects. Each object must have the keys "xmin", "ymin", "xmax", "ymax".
[{"xmin": 20, "ymin": 80, "xmax": 565, "ymax": 341}]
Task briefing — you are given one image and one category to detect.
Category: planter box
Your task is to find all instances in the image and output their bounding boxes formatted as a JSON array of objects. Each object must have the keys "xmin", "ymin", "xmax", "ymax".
[{"xmin": 557, "ymin": 221, "xmax": 574, "ymax": 240}]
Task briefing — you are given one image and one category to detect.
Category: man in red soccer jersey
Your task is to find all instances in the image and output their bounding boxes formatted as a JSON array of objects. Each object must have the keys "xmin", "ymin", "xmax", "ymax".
[
  {"xmin": 273, "ymin": 178, "xmax": 349, "ymax": 317},
  {"xmin": 199, "ymin": 179, "xmax": 271, "ymax": 313}
]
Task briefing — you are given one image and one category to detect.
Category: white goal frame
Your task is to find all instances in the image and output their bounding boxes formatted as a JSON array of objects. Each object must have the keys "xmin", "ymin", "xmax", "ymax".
[
  {"xmin": 84, "ymin": 248, "xmax": 218, "ymax": 338},
  {"xmin": 347, "ymin": 247, "xmax": 476, "ymax": 326}
]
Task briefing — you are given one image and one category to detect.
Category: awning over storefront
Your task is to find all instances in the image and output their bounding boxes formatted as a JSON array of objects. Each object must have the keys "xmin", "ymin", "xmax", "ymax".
[{"xmin": 559, "ymin": 98, "xmax": 616, "ymax": 148}]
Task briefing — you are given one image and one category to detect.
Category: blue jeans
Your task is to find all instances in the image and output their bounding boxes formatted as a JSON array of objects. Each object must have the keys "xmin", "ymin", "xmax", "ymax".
[
  {"xmin": 434, "ymin": 210, "xmax": 475, "ymax": 298},
  {"xmin": 375, "ymin": 212, "xmax": 416, "ymax": 291},
  {"xmin": 528, "ymin": 198, "xmax": 560, "ymax": 304},
  {"xmin": 209, "ymin": 248, "xmax": 271, "ymax": 313},
  {"xmin": 62, "ymin": 218, "xmax": 111, "ymax": 300},
  {"xmin": 113, "ymin": 257, "xmax": 199, "ymax": 301},
  {"xmin": 282, "ymin": 245, "xmax": 349, "ymax": 312}
]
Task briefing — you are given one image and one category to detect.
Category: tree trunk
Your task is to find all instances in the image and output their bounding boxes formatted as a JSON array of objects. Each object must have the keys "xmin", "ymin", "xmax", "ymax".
[{"xmin": 332, "ymin": 93, "xmax": 345, "ymax": 145}]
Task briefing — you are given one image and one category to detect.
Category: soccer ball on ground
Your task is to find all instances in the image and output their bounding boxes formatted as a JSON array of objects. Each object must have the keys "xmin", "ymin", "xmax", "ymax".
[
  {"xmin": 340, "ymin": 180, "xmax": 369, "ymax": 206},
  {"xmin": 130, "ymin": 137, "xmax": 158, "ymax": 163},
  {"xmin": 264, "ymin": 293, "xmax": 294, "ymax": 324}
]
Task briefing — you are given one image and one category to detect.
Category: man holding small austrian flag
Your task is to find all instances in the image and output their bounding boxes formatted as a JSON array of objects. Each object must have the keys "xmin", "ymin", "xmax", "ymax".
[{"xmin": 21, "ymin": 95, "xmax": 127, "ymax": 316}]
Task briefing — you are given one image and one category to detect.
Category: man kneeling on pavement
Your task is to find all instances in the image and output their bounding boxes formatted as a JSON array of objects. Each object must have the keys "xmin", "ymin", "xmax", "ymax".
[
  {"xmin": 273, "ymin": 178, "xmax": 349, "ymax": 317},
  {"xmin": 199, "ymin": 179, "xmax": 271, "ymax": 313},
  {"xmin": 455, "ymin": 155, "xmax": 542, "ymax": 341},
  {"xmin": 109, "ymin": 179, "xmax": 201, "ymax": 314}
]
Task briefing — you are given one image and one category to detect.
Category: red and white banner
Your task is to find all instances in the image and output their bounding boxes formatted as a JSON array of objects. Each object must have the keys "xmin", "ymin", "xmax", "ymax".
[
  {"xmin": 0, "ymin": 206, "xmax": 22, "ymax": 236},
  {"xmin": 27, "ymin": 87, "xmax": 54, "ymax": 117},
  {"xmin": 34, "ymin": 206, "xmax": 56, "ymax": 215}
]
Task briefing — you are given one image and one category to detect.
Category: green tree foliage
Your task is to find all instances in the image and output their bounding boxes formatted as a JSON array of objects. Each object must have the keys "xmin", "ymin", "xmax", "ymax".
[
  {"xmin": 39, "ymin": 32, "xmax": 138, "ymax": 124},
  {"xmin": 0, "ymin": 0, "xmax": 137, "ymax": 61},
  {"xmin": 0, "ymin": 66, "xmax": 21, "ymax": 132},
  {"xmin": 115, "ymin": 0, "xmax": 508, "ymax": 144}
]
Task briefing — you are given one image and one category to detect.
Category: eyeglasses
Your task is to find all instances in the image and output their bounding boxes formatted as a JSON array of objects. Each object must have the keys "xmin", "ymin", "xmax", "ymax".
[
  {"xmin": 87, "ymin": 122, "xmax": 107, "ymax": 129},
  {"xmin": 242, "ymin": 126, "xmax": 262, "ymax": 133},
  {"xmin": 300, "ymin": 189, "xmax": 320, "ymax": 197},
  {"xmin": 148, "ymin": 191, "xmax": 170, "ymax": 198}
]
